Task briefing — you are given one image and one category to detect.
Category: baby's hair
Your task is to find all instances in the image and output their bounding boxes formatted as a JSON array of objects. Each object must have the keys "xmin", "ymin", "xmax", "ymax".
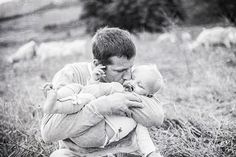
[
  {"xmin": 92, "ymin": 27, "xmax": 136, "ymax": 65},
  {"xmin": 150, "ymin": 64, "xmax": 164, "ymax": 92},
  {"xmin": 134, "ymin": 64, "xmax": 164, "ymax": 94}
]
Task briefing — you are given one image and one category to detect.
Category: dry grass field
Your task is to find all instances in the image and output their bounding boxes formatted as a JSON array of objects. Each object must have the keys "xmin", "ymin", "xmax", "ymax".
[{"xmin": 1, "ymin": 6, "xmax": 236, "ymax": 157}]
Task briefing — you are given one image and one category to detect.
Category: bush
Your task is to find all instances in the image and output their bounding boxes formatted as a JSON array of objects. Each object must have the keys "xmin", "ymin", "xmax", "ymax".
[
  {"xmin": 218, "ymin": 0, "xmax": 236, "ymax": 25},
  {"xmin": 79, "ymin": 0, "xmax": 186, "ymax": 34}
]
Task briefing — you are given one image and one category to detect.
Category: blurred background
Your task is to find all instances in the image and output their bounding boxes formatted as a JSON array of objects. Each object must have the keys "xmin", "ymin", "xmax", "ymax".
[{"xmin": 0, "ymin": 0, "xmax": 236, "ymax": 156}]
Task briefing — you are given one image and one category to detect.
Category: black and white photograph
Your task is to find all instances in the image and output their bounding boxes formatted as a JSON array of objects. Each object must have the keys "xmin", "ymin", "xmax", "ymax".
[{"xmin": 0, "ymin": 0, "xmax": 236, "ymax": 156}]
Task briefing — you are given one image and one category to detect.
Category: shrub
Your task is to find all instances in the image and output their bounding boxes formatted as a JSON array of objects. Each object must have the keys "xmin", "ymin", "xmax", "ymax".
[
  {"xmin": 218, "ymin": 0, "xmax": 236, "ymax": 25},
  {"xmin": 79, "ymin": 0, "xmax": 186, "ymax": 34}
]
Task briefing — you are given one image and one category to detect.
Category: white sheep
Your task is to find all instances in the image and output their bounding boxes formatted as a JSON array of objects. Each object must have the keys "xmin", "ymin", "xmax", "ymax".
[
  {"xmin": 190, "ymin": 27, "xmax": 236, "ymax": 50},
  {"xmin": 156, "ymin": 33, "xmax": 177, "ymax": 43},
  {"xmin": 7, "ymin": 41, "xmax": 37, "ymax": 63},
  {"xmin": 36, "ymin": 39, "xmax": 87, "ymax": 61}
]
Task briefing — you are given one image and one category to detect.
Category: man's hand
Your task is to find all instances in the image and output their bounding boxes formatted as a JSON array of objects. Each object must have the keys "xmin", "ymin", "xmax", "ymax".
[{"xmin": 94, "ymin": 92, "xmax": 144, "ymax": 116}]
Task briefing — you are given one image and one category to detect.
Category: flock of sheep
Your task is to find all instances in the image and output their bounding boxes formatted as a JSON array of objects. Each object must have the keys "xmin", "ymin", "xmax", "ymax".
[
  {"xmin": 7, "ymin": 39, "xmax": 88, "ymax": 63},
  {"xmin": 7, "ymin": 26, "xmax": 236, "ymax": 63}
]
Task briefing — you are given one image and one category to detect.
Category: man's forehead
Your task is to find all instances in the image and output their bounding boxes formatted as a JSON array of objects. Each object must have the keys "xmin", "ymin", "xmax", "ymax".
[
  {"xmin": 110, "ymin": 64, "xmax": 133, "ymax": 71},
  {"xmin": 109, "ymin": 56, "xmax": 134, "ymax": 68}
]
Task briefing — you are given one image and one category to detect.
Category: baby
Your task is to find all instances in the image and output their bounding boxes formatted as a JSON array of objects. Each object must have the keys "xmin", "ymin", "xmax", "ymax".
[
  {"xmin": 42, "ymin": 64, "xmax": 163, "ymax": 156},
  {"xmin": 43, "ymin": 64, "xmax": 163, "ymax": 114}
]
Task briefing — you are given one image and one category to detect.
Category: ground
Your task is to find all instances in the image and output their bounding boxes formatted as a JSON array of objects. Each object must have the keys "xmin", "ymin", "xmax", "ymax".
[{"xmin": 0, "ymin": 5, "xmax": 236, "ymax": 157}]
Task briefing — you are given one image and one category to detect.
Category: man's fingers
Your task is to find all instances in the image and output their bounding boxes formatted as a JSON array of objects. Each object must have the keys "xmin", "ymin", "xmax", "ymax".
[
  {"xmin": 125, "ymin": 93, "xmax": 142, "ymax": 102},
  {"xmin": 118, "ymin": 107, "xmax": 132, "ymax": 117},
  {"xmin": 123, "ymin": 109, "xmax": 132, "ymax": 117},
  {"xmin": 126, "ymin": 101, "xmax": 144, "ymax": 109}
]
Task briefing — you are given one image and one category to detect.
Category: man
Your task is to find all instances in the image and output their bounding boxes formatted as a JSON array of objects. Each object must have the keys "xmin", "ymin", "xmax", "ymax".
[{"xmin": 41, "ymin": 27, "xmax": 164, "ymax": 157}]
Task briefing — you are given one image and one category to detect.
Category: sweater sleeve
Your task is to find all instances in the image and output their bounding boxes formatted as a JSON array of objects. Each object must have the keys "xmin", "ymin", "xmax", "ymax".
[
  {"xmin": 130, "ymin": 95, "xmax": 164, "ymax": 127},
  {"xmin": 81, "ymin": 82, "xmax": 124, "ymax": 98},
  {"xmin": 52, "ymin": 64, "xmax": 78, "ymax": 90}
]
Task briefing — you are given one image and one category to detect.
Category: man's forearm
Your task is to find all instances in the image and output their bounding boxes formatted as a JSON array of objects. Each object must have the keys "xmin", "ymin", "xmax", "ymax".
[
  {"xmin": 40, "ymin": 95, "xmax": 115, "ymax": 143},
  {"xmin": 41, "ymin": 104, "xmax": 104, "ymax": 142},
  {"xmin": 131, "ymin": 96, "xmax": 164, "ymax": 127}
]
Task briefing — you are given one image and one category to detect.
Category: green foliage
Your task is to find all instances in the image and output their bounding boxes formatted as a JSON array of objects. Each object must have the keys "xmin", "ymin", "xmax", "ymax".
[{"xmin": 79, "ymin": 0, "xmax": 185, "ymax": 34}]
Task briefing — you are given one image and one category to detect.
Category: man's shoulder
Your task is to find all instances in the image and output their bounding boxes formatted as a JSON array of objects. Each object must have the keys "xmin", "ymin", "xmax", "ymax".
[
  {"xmin": 52, "ymin": 62, "xmax": 91, "ymax": 87},
  {"xmin": 61, "ymin": 62, "xmax": 91, "ymax": 75},
  {"xmin": 64, "ymin": 62, "xmax": 90, "ymax": 69}
]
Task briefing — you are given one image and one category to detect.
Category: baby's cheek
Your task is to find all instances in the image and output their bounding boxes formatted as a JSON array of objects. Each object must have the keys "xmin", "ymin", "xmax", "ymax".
[
  {"xmin": 112, "ymin": 82, "xmax": 125, "ymax": 93},
  {"xmin": 117, "ymin": 84, "xmax": 125, "ymax": 92},
  {"xmin": 133, "ymin": 87, "xmax": 146, "ymax": 95}
]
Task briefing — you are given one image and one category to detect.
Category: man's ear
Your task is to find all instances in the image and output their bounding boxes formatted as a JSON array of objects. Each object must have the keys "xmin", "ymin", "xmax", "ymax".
[{"xmin": 93, "ymin": 59, "xmax": 100, "ymax": 66}]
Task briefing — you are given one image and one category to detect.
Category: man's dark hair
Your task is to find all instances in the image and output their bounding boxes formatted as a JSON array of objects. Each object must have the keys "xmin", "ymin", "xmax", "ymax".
[{"xmin": 92, "ymin": 27, "xmax": 136, "ymax": 65}]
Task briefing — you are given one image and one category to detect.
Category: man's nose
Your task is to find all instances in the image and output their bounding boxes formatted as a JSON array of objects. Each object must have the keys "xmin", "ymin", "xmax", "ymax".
[{"xmin": 123, "ymin": 69, "xmax": 132, "ymax": 80}]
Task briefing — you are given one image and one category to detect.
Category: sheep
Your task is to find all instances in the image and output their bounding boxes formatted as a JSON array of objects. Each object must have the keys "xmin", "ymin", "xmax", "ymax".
[
  {"xmin": 7, "ymin": 41, "xmax": 37, "ymax": 63},
  {"xmin": 36, "ymin": 39, "xmax": 87, "ymax": 61},
  {"xmin": 189, "ymin": 27, "xmax": 236, "ymax": 50},
  {"xmin": 156, "ymin": 33, "xmax": 177, "ymax": 43}
]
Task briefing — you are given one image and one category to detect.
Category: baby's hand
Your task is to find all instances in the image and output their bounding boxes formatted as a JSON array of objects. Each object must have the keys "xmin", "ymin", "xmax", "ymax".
[
  {"xmin": 91, "ymin": 64, "xmax": 106, "ymax": 82},
  {"xmin": 123, "ymin": 81, "xmax": 134, "ymax": 92}
]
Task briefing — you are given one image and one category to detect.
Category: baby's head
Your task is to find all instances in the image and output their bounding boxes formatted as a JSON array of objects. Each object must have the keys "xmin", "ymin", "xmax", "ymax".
[{"xmin": 124, "ymin": 64, "xmax": 163, "ymax": 97}]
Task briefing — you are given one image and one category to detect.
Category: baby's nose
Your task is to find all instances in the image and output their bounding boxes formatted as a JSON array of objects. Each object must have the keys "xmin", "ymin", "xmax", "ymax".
[{"xmin": 123, "ymin": 81, "xmax": 134, "ymax": 92}]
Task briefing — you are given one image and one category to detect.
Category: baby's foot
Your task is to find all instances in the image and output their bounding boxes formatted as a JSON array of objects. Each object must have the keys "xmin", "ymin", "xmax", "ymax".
[
  {"xmin": 43, "ymin": 89, "xmax": 57, "ymax": 113},
  {"xmin": 42, "ymin": 82, "xmax": 53, "ymax": 97}
]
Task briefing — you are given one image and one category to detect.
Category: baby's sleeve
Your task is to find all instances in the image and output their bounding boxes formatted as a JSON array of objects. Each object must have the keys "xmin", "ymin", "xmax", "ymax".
[
  {"xmin": 81, "ymin": 82, "xmax": 124, "ymax": 98},
  {"xmin": 57, "ymin": 83, "xmax": 83, "ymax": 99},
  {"xmin": 108, "ymin": 82, "xmax": 124, "ymax": 94},
  {"xmin": 52, "ymin": 83, "xmax": 86, "ymax": 114}
]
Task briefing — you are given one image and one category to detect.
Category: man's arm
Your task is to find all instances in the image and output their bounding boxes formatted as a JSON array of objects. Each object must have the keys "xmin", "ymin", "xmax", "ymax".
[
  {"xmin": 44, "ymin": 93, "xmax": 96, "ymax": 114},
  {"xmin": 41, "ymin": 93, "xmax": 143, "ymax": 143},
  {"xmin": 52, "ymin": 64, "xmax": 77, "ymax": 90},
  {"xmin": 41, "ymin": 97, "xmax": 104, "ymax": 143},
  {"xmin": 130, "ymin": 95, "xmax": 164, "ymax": 127}
]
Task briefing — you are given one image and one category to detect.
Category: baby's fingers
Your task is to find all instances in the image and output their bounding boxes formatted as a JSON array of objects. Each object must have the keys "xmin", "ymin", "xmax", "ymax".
[{"xmin": 94, "ymin": 69, "xmax": 106, "ymax": 77}]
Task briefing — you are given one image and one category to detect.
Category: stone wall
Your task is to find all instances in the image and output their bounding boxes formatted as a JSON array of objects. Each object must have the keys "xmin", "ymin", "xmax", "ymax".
[{"xmin": 0, "ymin": 0, "xmax": 79, "ymax": 19}]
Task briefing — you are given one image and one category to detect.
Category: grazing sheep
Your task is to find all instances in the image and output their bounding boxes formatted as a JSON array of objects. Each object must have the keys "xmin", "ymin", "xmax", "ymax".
[
  {"xmin": 190, "ymin": 27, "xmax": 236, "ymax": 50},
  {"xmin": 7, "ymin": 40, "xmax": 37, "ymax": 63},
  {"xmin": 156, "ymin": 33, "xmax": 177, "ymax": 43},
  {"xmin": 36, "ymin": 39, "xmax": 87, "ymax": 61},
  {"xmin": 181, "ymin": 32, "xmax": 192, "ymax": 42},
  {"xmin": 227, "ymin": 27, "xmax": 236, "ymax": 45}
]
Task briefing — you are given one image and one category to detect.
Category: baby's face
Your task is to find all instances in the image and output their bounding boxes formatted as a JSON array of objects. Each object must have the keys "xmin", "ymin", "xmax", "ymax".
[{"xmin": 124, "ymin": 67, "xmax": 154, "ymax": 96}]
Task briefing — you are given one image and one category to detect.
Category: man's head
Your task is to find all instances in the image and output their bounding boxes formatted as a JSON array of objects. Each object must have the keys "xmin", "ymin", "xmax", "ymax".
[{"xmin": 92, "ymin": 27, "xmax": 136, "ymax": 84}]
